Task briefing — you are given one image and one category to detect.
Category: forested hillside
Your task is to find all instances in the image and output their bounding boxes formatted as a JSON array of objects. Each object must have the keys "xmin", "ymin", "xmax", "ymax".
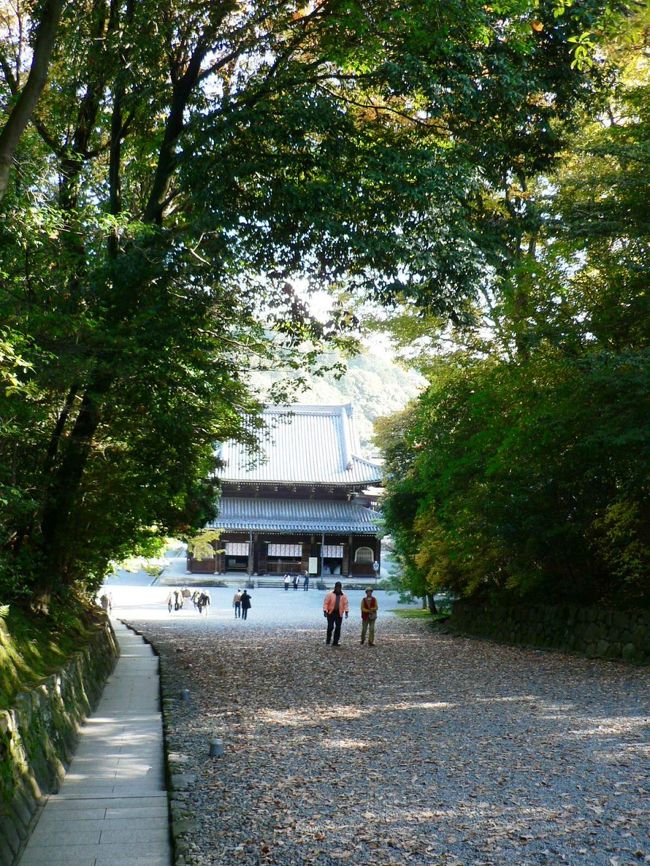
[{"xmin": 255, "ymin": 348, "xmax": 424, "ymax": 456}]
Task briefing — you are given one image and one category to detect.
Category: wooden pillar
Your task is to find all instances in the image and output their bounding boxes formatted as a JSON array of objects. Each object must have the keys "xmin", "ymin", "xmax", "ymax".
[
  {"xmin": 343, "ymin": 534, "xmax": 352, "ymax": 576},
  {"xmin": 247, "ymin": 530, "xmax": 254, "ymax": 575}
]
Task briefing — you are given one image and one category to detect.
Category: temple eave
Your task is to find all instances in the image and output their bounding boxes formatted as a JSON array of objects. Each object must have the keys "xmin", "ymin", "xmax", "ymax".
[{"xmin": 209, "ymin": 522, "xmax": 379, "ymax": 534}]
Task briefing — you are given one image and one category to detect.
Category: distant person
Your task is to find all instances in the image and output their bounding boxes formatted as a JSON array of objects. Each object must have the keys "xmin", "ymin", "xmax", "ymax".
[
  {"xmin": 233, "ymin": 589, "xmax": 242, "ymax": 618},
  {"xmin": 293, "ymin": 574, "xmax": 298, "ymax": 590},
  {"xmin": 166, "ymin": 592, "xmax": 174, "ymax": 613},
  {"xmin": 197, "ymin": 591, "xmax": 210, "ymax": 616},
  {"xmin": 322, "ymin": 581, "xmax": 349, "ymax": 646},
  {"xmin": 240, "ymin": 589, "xmax": 252, "ymax": 620},
  {"xmin": 372, "ymin": 560, "xmax": 380, "ymax": 578},
  {"xmin": 284, "ymin": 574, "xmax": 291, "ymax": 591},
  {"xmin": 303, "ymin": 572, "xmax": 309, "ymax": 591},
  {"xmin": 360, "ymin": 587, "xmax": 378, "ymax": 646},
  {"xmin": 99, "ymin": 593, "xmax": 111, "ymax": 613}
]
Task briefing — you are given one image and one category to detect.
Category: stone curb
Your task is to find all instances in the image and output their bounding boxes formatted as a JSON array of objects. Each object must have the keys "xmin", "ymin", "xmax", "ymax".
[{"xmin": 123, "ymin": 621, "xmax": 199, "ymax": 866}]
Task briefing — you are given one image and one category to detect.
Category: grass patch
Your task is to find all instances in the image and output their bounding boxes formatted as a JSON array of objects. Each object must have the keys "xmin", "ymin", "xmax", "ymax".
[
  {"xmin": 391, "ymin": 608, "xmax": 433, "ymax": 619},
  {"xmin": 392, "ymin": 607, "xmax": 453, "ymax": 623},
  {"xmin": 0, "ymin": 605, "xmax": 97, "ymax": 710}
]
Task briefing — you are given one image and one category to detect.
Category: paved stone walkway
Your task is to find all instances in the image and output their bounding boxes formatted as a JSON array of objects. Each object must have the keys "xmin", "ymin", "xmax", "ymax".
[{"xmin": 18, "ymin": 620, "xmax": 171, "ymax": 866}]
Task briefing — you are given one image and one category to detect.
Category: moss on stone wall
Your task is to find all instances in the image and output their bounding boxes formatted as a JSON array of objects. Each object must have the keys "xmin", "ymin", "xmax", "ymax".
[
  {"xmin": 448, "ymin": 600, "xmax": 650, "ymax": 664},
  {"xmin": 0, "ymin": 616, "xmax": 118, "ymax": 865}
]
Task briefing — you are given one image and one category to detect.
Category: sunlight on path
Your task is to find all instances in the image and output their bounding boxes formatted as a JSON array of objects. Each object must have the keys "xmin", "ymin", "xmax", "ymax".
[{"xmin": 124, "ymin": 615, "xmax": 650, "ymax": 866}]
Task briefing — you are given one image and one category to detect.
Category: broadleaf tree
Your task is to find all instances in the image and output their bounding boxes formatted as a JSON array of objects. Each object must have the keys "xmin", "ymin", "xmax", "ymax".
[
  {"xmin": 0, "ymin": 0, "xmax": 624, "ymax": 606},
  {"xmin": 376, "ymin": 17, "xmax": 650, "ymax": 609}
]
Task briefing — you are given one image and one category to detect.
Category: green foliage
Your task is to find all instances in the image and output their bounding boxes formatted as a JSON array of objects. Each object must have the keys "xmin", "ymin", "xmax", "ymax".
[
  {"xmin": 0, "ymin": 0, "xmax": 630, "ymax": 604},
  {"xmin": 0, "ymin": 605, "xmax": 96, "ymax": 710},
  {"xmin": 381, "ymin": 350, "xmax": 650, "ymax": 607},
  {"xmin": 378, "ymin": 28, "xmax": 650, "ymax": 608},
  {"xmin": 186, "ymin": 529, "xmax": 223, "ymax": 561}
]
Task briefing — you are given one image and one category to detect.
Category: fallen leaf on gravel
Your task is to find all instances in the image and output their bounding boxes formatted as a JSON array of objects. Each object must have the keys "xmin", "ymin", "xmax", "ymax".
[{"xmin": 126, "ymin": 615, "xmax": 650, "ymax": 866}]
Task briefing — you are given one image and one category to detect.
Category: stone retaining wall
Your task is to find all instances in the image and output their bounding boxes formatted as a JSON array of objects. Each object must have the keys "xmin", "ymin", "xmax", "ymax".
[
  {"xmin": 448, "ymin": 600, "xmax": 650, "ymax": 664},
  {"xmin": 0, "ymin": 618, "xmax": 118, "ymax": 865}
]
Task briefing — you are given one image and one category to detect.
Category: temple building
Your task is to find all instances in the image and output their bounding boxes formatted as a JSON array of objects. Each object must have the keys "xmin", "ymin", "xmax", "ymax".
[{"xmin": 188, "ymin": 404, "xmax": 382, "ymax": 576}]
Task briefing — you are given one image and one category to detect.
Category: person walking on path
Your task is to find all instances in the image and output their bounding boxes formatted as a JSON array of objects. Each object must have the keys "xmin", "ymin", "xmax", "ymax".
[
  {"xmin": 240, "ymin": 589, "xmax": 252, "ymax": 620},
  {"xmin": 293, "ymin": 574, "xmax": 298, "ymax": 590},
  {"xmin": 284, "ymin": 574, "xmax": 291, "ymax": 591},
  {"xmin": 303, "ymin": 571, "xmax": 310, "ymax": 591},
  {"xmin": 360, "ymin": 587, "xmax": 378, "ymax": 646},
  {"xmin": 233, "ymin": 588, "xmax": 242, "ymax": 617},
  {"xmin": 323, "ymin": 581, "xmax": 349, "ymax": 646},
  {"xmin": 197, "ymin": 590, "xmax": 211, "ymax": 616}
]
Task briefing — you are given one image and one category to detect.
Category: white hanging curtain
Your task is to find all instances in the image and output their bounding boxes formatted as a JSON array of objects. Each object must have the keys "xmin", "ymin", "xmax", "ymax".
[
  {"xmin": 322, "ymin": 545, "xmax": 344, "ymax": 558},
  {"xmin": 268, "ymin": 543, "xmax": 302, "ymax": 557},
  {"xmin": 225, "ymin": 542, "xmax": 249, "ymax": 556}
]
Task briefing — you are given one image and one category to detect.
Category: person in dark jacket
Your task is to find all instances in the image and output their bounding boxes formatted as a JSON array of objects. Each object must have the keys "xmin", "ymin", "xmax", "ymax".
[{"xmin": 240, "ymin": 590, "xmax": 252, "ymax": 620}]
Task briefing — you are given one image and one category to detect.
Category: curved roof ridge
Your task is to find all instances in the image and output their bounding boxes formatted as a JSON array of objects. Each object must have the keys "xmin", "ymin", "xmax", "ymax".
[{"xmin": 351, "ymin": 453, "xmax": 383, "ymax": 469}]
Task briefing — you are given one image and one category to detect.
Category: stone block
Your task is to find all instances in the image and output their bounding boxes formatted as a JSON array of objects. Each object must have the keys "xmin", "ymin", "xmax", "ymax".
[
  {"xmin": 622, "ymin": 643, "xmax": 638, "ymax": 662},
  {"xmin": 595, "ymin": 639, "xmax": 610, "ymax": 657},
  {"xmin": 0, "ymin": 813, "xmax": 21, "ymax": 855},
  {"xmin": 632, "ymin": 624, "xmax": 650, "ymax": 649},
  {"xmin": 0, "ymin": 833, "xmax": 15, "ymax": 866},
  {"xmin": 605, "ymin": 642, "xmax": 622, "ymax": 659},
  {"xmin": 15, "ymin": 782, "xmax": 39, "ymax": 821},
  {"xmin": 172, "ymin": 817, "xmax": 198, "ymax": 838},
  {"xmin": 8, "ymin": 801, "xmax": 29, "ymax": 841},
  {"xmin": 171, "ymin": 772, "xmax": 196, "ymax": 791},
  {"xmin": 612, "ymin": 610, "xmax": 629, "ymax": 629}
]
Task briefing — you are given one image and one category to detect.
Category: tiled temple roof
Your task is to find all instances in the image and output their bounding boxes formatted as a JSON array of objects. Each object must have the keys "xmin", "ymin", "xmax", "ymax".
[
  {"xmin": 209, "ymin": 497, "xmax": 381, "ymax": 534},
  {"xmin": 217, "ymin": 404, "xmax": 382, "ymax": 486}
]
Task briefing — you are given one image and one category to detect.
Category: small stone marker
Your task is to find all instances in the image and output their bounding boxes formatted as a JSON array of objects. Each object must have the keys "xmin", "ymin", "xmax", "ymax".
[{"xmin": 209, "ymin": 738, "xmax": 224, "ymax": 758}]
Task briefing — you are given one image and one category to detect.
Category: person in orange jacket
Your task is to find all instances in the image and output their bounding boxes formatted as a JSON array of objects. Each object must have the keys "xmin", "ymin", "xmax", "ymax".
[{"xmin": 323, "ymin": 581, "xmax": 349, "ymax": 646}]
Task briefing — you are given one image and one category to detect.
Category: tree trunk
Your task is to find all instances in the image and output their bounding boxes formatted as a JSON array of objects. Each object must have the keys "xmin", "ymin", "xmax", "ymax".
[
  {"xmin": 38, "ymin": 370, "xmax": 113, "ymax": 583},
  {"xmin": 0, "ymin": 0, "xmax": 65, "ymax": 199}
]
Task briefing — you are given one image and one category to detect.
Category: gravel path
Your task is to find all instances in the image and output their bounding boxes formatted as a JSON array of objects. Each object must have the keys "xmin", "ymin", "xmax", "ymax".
[{"xmin": 125, "ymin": 613, "xmax": 650, "ymax": 866}]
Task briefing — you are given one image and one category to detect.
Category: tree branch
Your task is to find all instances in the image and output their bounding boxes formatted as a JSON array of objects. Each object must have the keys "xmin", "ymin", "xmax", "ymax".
[
  {"xmin": 0, "ymin": 0, "xmax": 65, "ymax": 199},
  {"xmin": 142, "ymin": 39, "xmax": 209, "ymax": 225}
]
